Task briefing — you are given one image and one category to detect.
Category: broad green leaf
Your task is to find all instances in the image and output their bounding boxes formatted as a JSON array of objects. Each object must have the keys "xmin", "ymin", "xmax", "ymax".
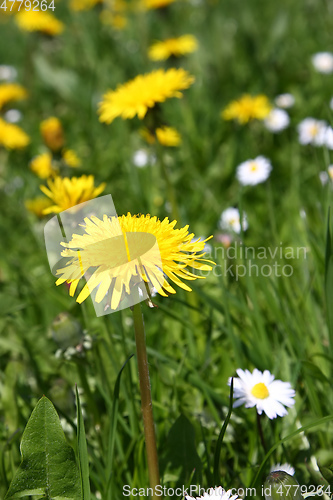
[
  {"xmin": 5, "ymin": 396, "xmax": 82, "ymax": 500},
  {"xmin": 319, "ymin": 463, "xmax": 333, "ymax": 490},
  {"xmin": 76, "ymin": 386, "xmax": 91, "ymax": 500},
  {"xmin": 161, "ymin": 414, "xmax": 202, "ymax": 485}
]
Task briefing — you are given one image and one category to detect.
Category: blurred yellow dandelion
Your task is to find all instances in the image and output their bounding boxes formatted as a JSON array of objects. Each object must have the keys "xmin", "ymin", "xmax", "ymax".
[
  {"xmin": 30, "ymin": 152, "xmax": 55, "ymax": 179},
  {"xmin": 40, "ymin": 117, "xmax": 65, "ymax": 151},
  {"xmin": 98, "ymin": 68, "xmax": 194, "ymax": 124},
  {"xmin": 25, "ymin": 197, "xmax": 53, "ymax": 217},
  {"xmin": 70, "ymin": 0, "xmax": 103, "ymax": 11},
  {"xmin": 40, "ymin": 175, "xmax": 106, "ymax": 214},
  {"xmin": 15, "ymin": 10, "xmax": 64, "ymax": 36},
  {"xmin": 62, "ymin": 149, "xmax": 81, "ymax": 168},
  {"xmin": 156, "ymin": 126, "xmax": 181, "ymax": 146},
  {"xmin": 148, "ymin": 35, "xmax": 198, "ymax": 61},
  {"xmin": 0, "ymin": 118, "xmax": 30, "ymax": 149},
  {"xmin": 222, "ymin": 94, "xmax": 272, "ymax": 124},
  {"xmin": 55, "ymin": 213, "xmax": 214, "ymax": 309},
  {"xmin": 142, "ymin": 0, "xmax": 176, "ymax": 9},
  {"xmin": 0, "ymin": 83, "xmax": 27, "ymax": 110}
]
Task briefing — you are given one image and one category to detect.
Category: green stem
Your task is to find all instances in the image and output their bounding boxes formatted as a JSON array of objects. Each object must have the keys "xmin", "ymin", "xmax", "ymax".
[{"xmin": 132, "ymin": 303, "xmax": 160, "ymax": 498}]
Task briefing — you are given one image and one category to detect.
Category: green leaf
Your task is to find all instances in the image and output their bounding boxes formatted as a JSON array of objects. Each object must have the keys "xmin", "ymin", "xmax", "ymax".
[
  {"xmin": 76, "ymin": 386, "xmax": 91, "ymax": 500},
  {"xmin": 319, "ymin": 463, "xmax": 333, "ymax": 489},
  {"xmin": 5, "ymin": 396, "xmax": 82, "ymax": 500},
  {"xmin": 325, "ymin": 209, "xmax": 333, "ymax": 352},
  {"xmin": 161, "ymin": 414, "xmax": 202, "ymax": 485}
]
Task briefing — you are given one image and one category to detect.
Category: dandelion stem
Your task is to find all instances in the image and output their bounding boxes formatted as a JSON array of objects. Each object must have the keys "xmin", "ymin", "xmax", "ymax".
[{"xmin": 132, "ymin": 302, "xmax": 160, "ymax": 498}]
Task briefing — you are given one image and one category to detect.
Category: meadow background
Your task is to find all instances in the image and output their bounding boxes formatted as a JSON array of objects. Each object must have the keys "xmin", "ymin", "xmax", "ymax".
[{"xmin": 1, "ymin": 0, "xmax": 333, "ymax": 498}]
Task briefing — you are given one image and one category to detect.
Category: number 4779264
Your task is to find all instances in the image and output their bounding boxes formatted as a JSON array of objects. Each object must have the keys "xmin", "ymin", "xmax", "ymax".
[{"xmin": 0, "ymin": 0, "xmax": 55, "ymax": 11}]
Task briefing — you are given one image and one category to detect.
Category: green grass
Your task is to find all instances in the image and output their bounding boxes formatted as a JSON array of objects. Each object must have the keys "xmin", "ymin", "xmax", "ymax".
[{"xmin": 1, "ymin": 0, "xmax": 333, "ymax": 498}]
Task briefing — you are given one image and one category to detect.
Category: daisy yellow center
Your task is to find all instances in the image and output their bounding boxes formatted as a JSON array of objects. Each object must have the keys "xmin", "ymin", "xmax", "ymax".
[
  {"xmin": 249, "ymin": 162, "xmax": 258, "ymax": 172},
  {"xmin": 310, "ymin": 124, "xmax": 319, "ymax": 137},
  {"xmin": 251, "ymin": 382, "xmax": 269, "ymax": 399}
]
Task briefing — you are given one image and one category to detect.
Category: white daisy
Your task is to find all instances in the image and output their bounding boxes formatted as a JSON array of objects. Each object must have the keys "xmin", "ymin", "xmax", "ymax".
[
  {"xmin": 4, "ymin": 109, "xmax": 22, "ymax": 123},
  {"xmin": 324, "ymin": 126, "xmax": 333, "ymax": 150},
  {"xmin": 236, "ymin": 156, "xmax": 272, "ymax": 186},
  {"xmin": 219, "ymin": 207, "xmax": 248, "ymax": 234},
  {"xmin": 186, "ymin": 486, "xmax": 239, "ymax": 500},
  {"xmin": 228, "ymin": 368, "xmax": 295, "ymax": 419},
  {"xmin": 297, "ymin": 118, "xmax": 327, "ymax": 146},
  {"xmin": 264, "ymin": 108, "xmax": 290, "ymax": 133},
  {"xmin": 0, "ymin": 65, "xmax": 17, "ymax": 81},
  {"xmin": 270, "ymin": 463, "xmax": 295, "ymax": 476},
  {"xmin": 274, "ymin": 93, "xmax": 295, "ymax": 109},
  {"xmin": 133, "ymin": 149, "xmax": 149, "ymax": 168},
  {"xmin": 311, "ymin": 52, "xmax": 333, "ymax": 74}
]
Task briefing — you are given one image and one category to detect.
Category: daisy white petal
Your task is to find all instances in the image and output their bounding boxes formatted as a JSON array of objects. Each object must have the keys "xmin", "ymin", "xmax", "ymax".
[
  {"xmin": 312, "ymin": 52, "xmax": 333, "ymax": 74},
  {"xmin": 236, "ymin": 156, "xmax": 272, "ymax": 186},
  {"xmin": 264, "ymin": 108, "xmax": 290, "ymax": 133}
]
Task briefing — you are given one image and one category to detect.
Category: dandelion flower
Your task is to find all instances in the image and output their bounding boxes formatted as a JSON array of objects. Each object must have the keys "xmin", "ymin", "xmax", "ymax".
[
  {"xmin": 222, "ymin": 94, "xmax": 272, "ymax": 124},
  {"xmin": 0, "ymin": 118, "xmax": 30, "ymax": 149},
  {"xmin": 40, "ymin": 117, "xmax": 65, "ymax": 151},
  {"xmin": 236, "ymin": 156, "xmax": 272, "ymax": 186},
  {"xmin": 274, "ymin": 93, "xmax": 295, "ymax": 109},
  {"xmin": 156, "ymin": 126, "xmax": 181, "ymax": 146},
  {"xmin": 219, "ymin": 208, "xmax": 248, "ymax": 234},
  {"xmin": 15, "ymin": 10, "xmax": 64, "ymax": 35},
  {"xmin": 0, "ymin": 83, "xmax": 27, "ymax": 110},
  {"xmin": 98, "ymin": 68, "xmax": 194, "ymax": 124},
  {"xmin": 264, "ymin": 108, "xmax": 290, "ymax": 133},
  {"xmin": 297, "ymin": 118, "xmax": 327, "ymax": 146},
  {"xmin": 30, "ymin": 152, "xmax": 55, "ymax": 179},
  {"xmin": 25, "ymin": 197, "xmax": 53, "ymax": 217},
  {"xmin": 55, "ymin": 213, "xmax": 214, "ymax": 310},
  {"xmin": 311, "ymin": 52, "xmax": 333, "ymax": 74},
  {"xmin": 148, "ymin": 35, "xmax": 198, "ymax": 61},
  {"xmin": 186, "ymin": 486, "xmax": 239, "ymax": 500},
  {"xmin": 228, "ymin": 368, "xmax": 295, "ymax": 419},
  {"xmin": 142, "ymin": 0, "xmax": 176, "ymax": 9},
  {"xmin": 270, "ymin": 463, "xmax": 295, "ymax": 476},
  {"xmin": 62, "ymin": 149, "xmax": 81, "ymax": 168},
  {"xmin": 40, "ymin": 175, "xmax": 106, "ymax": 214}
]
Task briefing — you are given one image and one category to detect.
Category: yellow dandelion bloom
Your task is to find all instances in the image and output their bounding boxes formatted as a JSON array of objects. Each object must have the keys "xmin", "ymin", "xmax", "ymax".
[
  {"xmin": 0, "ymin": 83, "xmax": 27, "ymax": 110},
  {"xmin": 40, "ymin": 175, "xmax": 106, "ymax": 214},
  {"xmin": 70, "ymin": 0, "xmax": 103, "ymax": 11},
  {"xmin": 62, "ymin": 149, "xmax": 81, "ymax": 168},
  {"xmin": 156, "ymin": 126, "xmax": 181, "ymax": 146},
  {"xmin": 15, "ymin": 10, "xmax": 64, "ymax": 36},
  {"xmin": 25, "ymin": 196, "xmax": 53, "ymax": 217},
  {"xmin": 98, "ymin": 68, "xmax": 194, "ymax": 124},
  {"xmin": 148, "ymin": 35, "xmax": 198, "ymax": 61},
  {"xmin": 0, "ymin": 118, "xmax": 30, "ymax": 149},
  {"xmin": 142, "ymin": 0, "xmax": 176, "ymax": 9},
  {"xmin": 222, "ymin": 94, "xmax": 272, "ymax": 124},
  {"xmin": 55, "ymin": 213, "xmax": 214, "ymax": 310},
  {"xmin": 40, "ymin": 117, "xmax": 65, "ymax": 151},
  {"xmin": 30, "ymin": 152, "xmax": 55, "ymax": 179}
]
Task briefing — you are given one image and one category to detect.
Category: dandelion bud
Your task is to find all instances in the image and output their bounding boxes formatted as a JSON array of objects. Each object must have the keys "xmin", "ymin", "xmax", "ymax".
[
  {"xmin": 264, "ymin": 471, "xmax": 303, "ymax": 500},
  {"xmin": 40, "ymin": 117, "xmax": 65, "ymax": 151}
]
